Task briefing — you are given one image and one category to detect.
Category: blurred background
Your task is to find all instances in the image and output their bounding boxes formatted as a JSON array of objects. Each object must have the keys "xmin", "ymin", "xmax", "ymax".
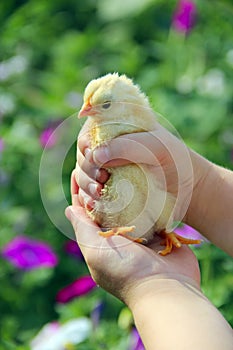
[{"xmin": 0, "ymin": 0, "xmax": 233, "ymax": 349}]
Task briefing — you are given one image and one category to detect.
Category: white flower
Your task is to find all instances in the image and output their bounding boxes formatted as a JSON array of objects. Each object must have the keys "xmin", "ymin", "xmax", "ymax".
[
  {"xmin": 0, "ymin": 93, "xmax": 16, "ymax": 115},
  {"xmin": 196, "ymin": 69, "xmax": 225, "ymax": 97},
  {"xmin": 176, "ymin": 75, "xmax": 193, "ymax": 94},
  {"xmin": 0, "ymin": 55, "xmax": 28, "ymax": 81},
  {"xmin": 30, "ymin": 318, "xmax": 92, "ymax": 350}
]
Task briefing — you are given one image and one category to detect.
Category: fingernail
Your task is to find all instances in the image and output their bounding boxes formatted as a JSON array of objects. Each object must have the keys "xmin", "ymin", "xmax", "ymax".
[
  {"xmin": 83, "ymin": 194, "xmax": 95, "ymax": 211},
  {"xmin": 65, "ymin": 206, "xmax": 74, "ymax": 221},
  {"xmin": 95, "ymin": 169, "xmax": 101, "ymax": 182},
  {"xmin": 93, "ymin": 146, "xmax": 110, "ymax": 164},
  {"xmin": 84, "ymin": 148, "xmax": 93, "ymax": 162},
  {"xmin": 84, "ymin": 148, "xmax": 91, "ymax": 156},
  {"xmin": 88, "ymin": 183, "xmax": 100, "ymax": 197}
]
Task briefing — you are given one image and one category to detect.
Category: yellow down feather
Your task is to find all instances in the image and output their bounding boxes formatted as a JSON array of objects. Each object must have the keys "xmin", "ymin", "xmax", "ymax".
[{"xmin": 78, "ymin": 73, "xmax": 176, "ymax": 242}]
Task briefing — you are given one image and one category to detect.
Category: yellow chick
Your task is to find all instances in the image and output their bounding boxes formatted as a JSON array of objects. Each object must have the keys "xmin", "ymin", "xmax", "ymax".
[{"xmin": 77, "ymin": 73, "xmax": 200, "ymax": 255}]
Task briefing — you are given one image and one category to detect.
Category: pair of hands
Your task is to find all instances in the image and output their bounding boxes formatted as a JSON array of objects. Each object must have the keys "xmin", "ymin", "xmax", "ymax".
[{"xmin": 66, "ymin": 119, "xmax": 202, "ymax": 305}]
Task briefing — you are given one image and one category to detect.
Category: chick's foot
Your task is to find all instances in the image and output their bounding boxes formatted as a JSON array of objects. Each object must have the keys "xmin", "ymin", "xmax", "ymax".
[
  {"xmin": 158, "ymin": 231, "xmax": 201, "ymax": 256},
  {"xmin": 98, "ymin": 226, "xmax": 146, "ymax": 243}
]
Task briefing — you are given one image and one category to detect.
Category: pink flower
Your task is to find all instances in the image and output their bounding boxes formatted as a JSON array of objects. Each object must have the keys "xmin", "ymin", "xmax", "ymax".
[
  {"xmin": 64, "ymin": 240, "xmax": 83, "ymax": 260},
  {"xmin": 174, "ymin": 224, "xmax": 204, "ymax": 246},
  {"xmin": 56, "ymin": 275, "xmax": 96, "ymax": 303},
  {"xmin": 129, "ymin": 328, "xmax": 145, "ymax": 350},
  {"xmin": 39, "ymin": 127, "xmax": 57, "ymax": 149},
  {"xmin": 172, "ymin": 0, "xmax": 196, "ymax": 34},
  {"xmin": 1, "ymin": 235, "xmax": 58, "ymax": 270}
]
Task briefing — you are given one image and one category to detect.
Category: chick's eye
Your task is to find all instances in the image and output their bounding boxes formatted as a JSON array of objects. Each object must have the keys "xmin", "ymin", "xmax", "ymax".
[{"xmin": 102, "ymin": 101, "xmax": 111, "ymax": 109}]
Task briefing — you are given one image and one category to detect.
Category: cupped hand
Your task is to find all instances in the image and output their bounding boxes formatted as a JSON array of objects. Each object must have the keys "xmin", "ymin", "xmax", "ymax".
[
  {"xmin": 66, "ymin": 171, "xmax": 200, "ymax": 306},
  {"xmin": 75, "ymin": 119, "xmax": 205, "ymax": 223}
]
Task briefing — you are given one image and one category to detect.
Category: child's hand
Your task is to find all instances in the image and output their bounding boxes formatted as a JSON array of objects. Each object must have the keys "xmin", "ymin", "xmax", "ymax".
[{"xmin": 66, "ymin": 171, "xmax": 200, "ymax": 304}]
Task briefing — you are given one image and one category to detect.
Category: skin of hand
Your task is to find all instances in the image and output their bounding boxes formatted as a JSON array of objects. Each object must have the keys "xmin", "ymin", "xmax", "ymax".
[
  {"xmin": 67, "ymin": 173, "xmax": 200, "ymax": 302},
  {"xmin": 76, "ymin": 118, "xmax": 233, "ymax": 256},
  {"xmin": 76, "ymin": 119, "xmax": 202, "ymax": 225},
  {"xmin": 66, "ymin": 177, "xmax": 233, "ymax": 350},
  {"xmin": 73, "ymin": 120, "xmax": 201, "ymax": 302},
  {"xmin": 71, "ymin": 118, "xmax": 233, "ymax": 348}
]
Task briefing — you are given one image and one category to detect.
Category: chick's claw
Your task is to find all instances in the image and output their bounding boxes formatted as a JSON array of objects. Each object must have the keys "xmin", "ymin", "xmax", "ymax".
[
  {"xmin": 158, "ymin": 231, "xmax": 202, "ymax": 256},
  {"xmin": 98, "ymin": 226, "xmax": 147, "ymax": 243}
]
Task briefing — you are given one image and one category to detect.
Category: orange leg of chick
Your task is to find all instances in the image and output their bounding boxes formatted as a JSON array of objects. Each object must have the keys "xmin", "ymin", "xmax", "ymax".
[
  {"xmin": 98, "ymin": 226, "xmax": 146, "ymax": 243},
  {"xmin": 158, "ymin": 231, "xmax": 201, "ymax": 256}
]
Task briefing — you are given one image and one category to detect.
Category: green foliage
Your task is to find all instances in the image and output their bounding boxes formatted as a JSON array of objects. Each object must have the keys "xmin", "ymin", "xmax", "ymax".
[{"xmin": 0, "ymin": 0, "xmax": 233, "ymax": 348}]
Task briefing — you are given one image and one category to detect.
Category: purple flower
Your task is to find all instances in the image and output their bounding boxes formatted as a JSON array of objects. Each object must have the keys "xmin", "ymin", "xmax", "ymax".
[
  {"xmin": 91, "ymin": 302, "xmax": 104, "ymax": 329},
  {"xmin": 0, "ymin": 169, "xmax": 10, "ymax": 186},
  {"xmin": 174, "ymin": 224, "xmax": 204, "ymax": 246},
  {"xmin": 39, "ymin": 127, "xmax": 57, "ymax": 149},
  {"xmin": 56, "ymin": 275, "xmax": 96, "ymax": 303},
  {"xmin": 1, "ymin": 235, "xmax": 58, "ymax": 270},
  {"xmin": 129, "ymin": 328, "xmax": 145, "ymax": 350},
  {"xmin": 64, "ymin": 240, "xmax": 83, "ymax": 260},
  {"xmin": 172, "ymin": 0, "xmax": 196, "ymax": 34},
  {"xmin": 0, "ymin": 138, "xmax": 4, "ymax": 152}
]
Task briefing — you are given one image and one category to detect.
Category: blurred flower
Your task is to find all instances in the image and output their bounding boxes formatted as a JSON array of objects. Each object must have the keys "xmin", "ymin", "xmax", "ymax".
[
  {"xmin": 39, "ymin": 127, "xmax": 57, "ymax": 149},
  {"xmin": 64, "ymin": 240, "xmax": 83, "ymax": 260},
  {"xmin": 91, "ymin": 301, "xmax": 104, "ymax": 329},
  {"xmin": 172, "ymin": 0, "xmax": 196, "ymax": 34},
  {"xmin": 56, "ymin": 275, "xmax": 96, "ymax": 303},
  {"xmin": 31, "ymin": 321, "xmax": 59, "ymax": 350},
  {"xmin": 1, "ymin": 235, "xmax": 58, "ymax": 270},
  {"xmin": 30, "ymin": 318, "xmax": 91, "ymax": 350},
  {"xmin": 65, "ymin": 91, "xmax": 83, "ymax": 109},
  {"xmin": 129, "ymin": 328, "xmax": 145, "ymax": 350},
  {"xmin": 176, "ymin": 75, "xmax": 193, "ymax": 94},
  {"xmin": 0, "ymin": 93, "xmax": 16, "ymax": 116},
  {"xmin": 0, "ymin": 170, "xmax": 10, "ymax": 186},
  {"xmin": 196, "ymin": 69, "xmax": 225, "ymax": 97},
  {"xmin": 0, "ymin": 138, "xmax": 4, "ymax": 152},
  {"xmin": 175, "ymin": 224, "xmax": 204, "ymax": 246},
  {"xmin": 220, "ymin": 130, "xmax": 233, "ymax": 146},
  {"xmin": 0, "ymin": 55, "xmax": 28, "ymax": 81}
]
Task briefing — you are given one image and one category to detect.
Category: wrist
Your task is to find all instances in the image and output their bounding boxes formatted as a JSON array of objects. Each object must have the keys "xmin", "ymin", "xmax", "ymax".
[
  {"xmin": 128, "ymin": 276, "xmax": 233, "ymax": 350},
  {"xmin": 184, "ymin": 149, "xmax": 215, "ymax": 228},
  {"xmin": 125, "ymin": 274, "xmax": 200, "ymax": 312},
  {"xmin": 127, "ymin": 276, "xmax": 203, "ymax": 350}
]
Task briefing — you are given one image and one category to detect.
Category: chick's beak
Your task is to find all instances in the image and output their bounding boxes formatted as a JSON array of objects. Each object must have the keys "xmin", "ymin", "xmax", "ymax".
[{"xmin": 78, "ymin": 102, "xmax": 96, "ymax": 118}]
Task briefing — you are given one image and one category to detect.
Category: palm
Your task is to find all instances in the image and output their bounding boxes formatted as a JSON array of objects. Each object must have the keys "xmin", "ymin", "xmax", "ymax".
[{"xmin": 67, "ymin": 202, "xmax": 200, "ymax": 302}]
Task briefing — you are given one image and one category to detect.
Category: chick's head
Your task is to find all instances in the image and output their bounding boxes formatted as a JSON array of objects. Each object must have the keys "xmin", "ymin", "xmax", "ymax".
[{"xmin": 78, "ymin": 73, "xmax": 149, "ymax": 119}]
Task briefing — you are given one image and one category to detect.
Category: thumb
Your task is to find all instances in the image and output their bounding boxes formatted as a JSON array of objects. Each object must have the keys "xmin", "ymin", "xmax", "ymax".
[
  {"xmin": 64, "ymin": 205, "xmax": 105, "ymax": 249},
  {"xmin": 65, "ymin": 204, "xmax": 131, "ymax": 252},
  {"xmin": 92, "ymin": 127, "xmax": 176, "ymax": 167},
  {"xmin": 65, "ymin": 205, "xmax": 75, "ymax": 223}
]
